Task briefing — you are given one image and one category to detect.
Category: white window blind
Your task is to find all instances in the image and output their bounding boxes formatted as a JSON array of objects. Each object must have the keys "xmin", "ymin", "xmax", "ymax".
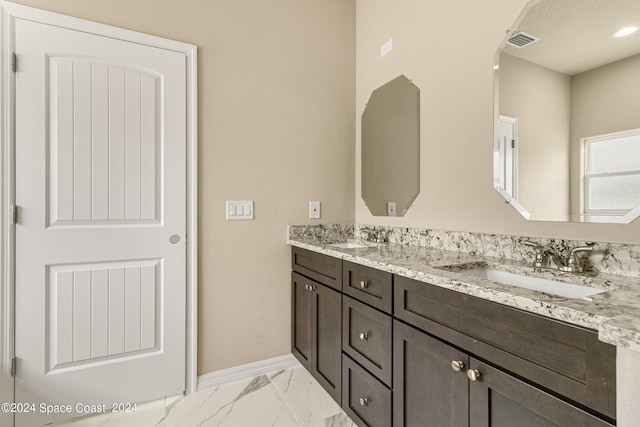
[{"xmin": 584, "ymin": 130, "xmax": 640, "ymax": 216}]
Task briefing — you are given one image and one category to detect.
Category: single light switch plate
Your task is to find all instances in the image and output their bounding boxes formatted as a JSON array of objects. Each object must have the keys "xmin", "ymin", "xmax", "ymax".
[
  {"xmin": 309, "ymin": 201, "xmax": 321, "ymax": 219},
  {"xmin": 226, "ymin": 200, "xmax": 254, "ymax": 220},
  {"xmin": 387, "ymin": 202, "xmax": 397, "ymax": 217}
]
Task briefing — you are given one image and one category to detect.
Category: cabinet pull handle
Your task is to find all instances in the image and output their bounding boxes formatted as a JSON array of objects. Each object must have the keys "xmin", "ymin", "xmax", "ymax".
[
  {"xmin": 359, "ymin": 397, "xmax": 369, "ymax": 406},
  {"xmin": 467, "ymin": 369, "xmax": 481, "ymax": 382},
  {"xmin": 305, "ymin": 284, "xmax": 310, "ymax": 291},
  {"xmin": 359, "ymin": 332, "xmax": 368, "ymax": 341},
  {"xmin": 360, "ymin": 280, "xmax": 368, "ymax": 289},
  {"xmin": 451, "ymin": 360, "xmax": 465, "ymax": 372}
]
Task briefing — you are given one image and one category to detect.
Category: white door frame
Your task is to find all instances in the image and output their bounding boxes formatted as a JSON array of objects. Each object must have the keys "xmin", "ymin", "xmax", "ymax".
[{"xmin": 0, "ymin": 0, "xmax": 198, "ymax": 399}]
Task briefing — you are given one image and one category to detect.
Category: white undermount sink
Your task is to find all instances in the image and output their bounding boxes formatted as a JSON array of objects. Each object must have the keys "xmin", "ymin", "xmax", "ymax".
[
  {"xmin": 455, "ymin": 268, "xmax": 606, "ymax": 299},
  {"xmin": 328, "ymin": 242, "xmax": 369, "ymax": 249}
]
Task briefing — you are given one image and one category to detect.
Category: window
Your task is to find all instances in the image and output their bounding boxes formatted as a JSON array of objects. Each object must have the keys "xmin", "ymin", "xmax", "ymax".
[{"xmin": 584, "ymin": 130, "xmax": 640, "ymax": 218}]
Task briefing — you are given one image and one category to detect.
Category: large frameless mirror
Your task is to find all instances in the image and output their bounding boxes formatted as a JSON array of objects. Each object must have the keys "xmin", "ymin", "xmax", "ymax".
[
  {"xmin": 362, "ymin": 75, "xmax": 420, "ymax": 217},
  {"xmin": 494, "ymin": 0, "xmax": 640, "ymax": 223}
]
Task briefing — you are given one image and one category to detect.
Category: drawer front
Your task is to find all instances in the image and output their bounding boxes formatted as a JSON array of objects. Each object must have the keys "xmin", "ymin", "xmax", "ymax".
[
  {"xmin": 343, "ymin": 296, "xmax": 392, "ymax": 386},
  {"xmin": 342, "ymin": 355, "xmax": 392, "ymax": 427},
  {"xmin": 394, "ymin": 275, "xmax": 616, "ymax": 420},
  {"xmin": 292, "ymin": 247, "xmax": 342, "ymax": 291},
  {"xmin": 343, "ymin": 261, "xmax": 392, "ymax": 313}
]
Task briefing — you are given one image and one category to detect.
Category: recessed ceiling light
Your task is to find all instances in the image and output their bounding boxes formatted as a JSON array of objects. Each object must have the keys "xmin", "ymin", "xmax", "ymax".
[{"xmin": 614, "ymin": 26, "xmax": 639, "ymax": 37}]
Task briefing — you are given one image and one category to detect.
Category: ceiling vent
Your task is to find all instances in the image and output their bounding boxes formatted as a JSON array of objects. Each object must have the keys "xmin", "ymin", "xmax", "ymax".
[{"xmin": 507, "ymin": 31, "xmax": 540, "ymax": 48}]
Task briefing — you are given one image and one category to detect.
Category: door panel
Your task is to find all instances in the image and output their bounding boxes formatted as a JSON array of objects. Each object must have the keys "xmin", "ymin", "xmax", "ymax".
[
  {"xmin": 291, "ymin": 273, "xmax": 312, "ymax": 369},
  {"xmin": 393, "ymin": 320, "xmax": 469, "ymax": 427},
  {"xmin": 312, "ymin": 282, "xmax": 341, "ymax": 403},
  {"xmin": 468, "ymin": 359, "xmax": 614, "ymax": 427},
  {"xmin": 14, "ymin": 17, "xmax": 186, "ymax": 426},
  {"xmin": 48, "ymin": 57, "xmax": 160, "ymax": 226},
  {"xmin": 48, "ymin": 260, "xmax": 160, "ymax": 372}
]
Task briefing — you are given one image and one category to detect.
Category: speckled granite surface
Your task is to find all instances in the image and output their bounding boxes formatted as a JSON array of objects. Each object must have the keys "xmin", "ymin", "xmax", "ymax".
[{"xmin": 287, "ymin": 224, "xmax": 640, "ymax": 352}]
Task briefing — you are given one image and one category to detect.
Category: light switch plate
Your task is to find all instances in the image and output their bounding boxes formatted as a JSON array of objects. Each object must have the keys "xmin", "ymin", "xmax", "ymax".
[
  {"xmin": 226, "ymin": 200, "xmax": 254, "ymax": 220},
  {"xmin": 309, "ymin": 201, "xmax": 321, "ymax": 219},
  {"xmin": 387, "ymin": 202, "xmax": 397, "ymax": 217}
]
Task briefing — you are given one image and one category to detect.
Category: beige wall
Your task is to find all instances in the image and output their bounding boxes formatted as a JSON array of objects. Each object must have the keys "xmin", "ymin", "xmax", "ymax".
[
  {"xmin": 499, "ymin": 53, "xmax": 571, "ymax": 218},
  {"xmin": 355, "ymin": 0, "xmax": 640, "ymax": 243},
  {"xmin": 570, "ymin": 54, "xmax": 640, "ymax": 213},
  {"xmin": 12, "ymin": 0, "xmax": 640, "ymax": 380},
  {"xmin": 10, "ymin": 0, "xmax": 356, "ymax": 374}
]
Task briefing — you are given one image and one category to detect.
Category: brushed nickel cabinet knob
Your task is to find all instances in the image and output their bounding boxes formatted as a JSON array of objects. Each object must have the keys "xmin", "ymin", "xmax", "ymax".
[
  {"xmin": 360, "ymin": 280, "xmax": 368, "ymax": 289},
  {"xmin": 359, "ymin": 397, "xmax": 369, "ymax": 406},
  {"xmin": 467, "ymin": 369, "xmax": 481, "ymax": 382},
  {"xmin": 451, "ymin": 360, "xmax": 465, "ymax": 372},
  {"xmin": 359, "ymin": 332, "xmax": 368, "ymax": 341}
]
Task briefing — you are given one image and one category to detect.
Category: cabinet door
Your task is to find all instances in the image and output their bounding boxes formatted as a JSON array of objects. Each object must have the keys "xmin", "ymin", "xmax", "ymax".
[
  {"xmin": 291, "ymin": 272, "xmax": 312, "ymax": 369},
  {"xmin": 393, "ymin": 320, "xmax": 469, "ymax": 427},
  {"xmin": 312, "ymin": 280, "xmax": 342, "ymax": 403},
  {"xmin": 468, "ymin": 359, "xmax": 614, "ymax": 427}
]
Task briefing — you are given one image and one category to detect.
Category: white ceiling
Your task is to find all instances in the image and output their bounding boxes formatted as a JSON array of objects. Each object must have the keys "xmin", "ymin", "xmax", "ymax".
[{"xmin": 502, "ymin": 0, "xmax": 640, "ymax": 76}]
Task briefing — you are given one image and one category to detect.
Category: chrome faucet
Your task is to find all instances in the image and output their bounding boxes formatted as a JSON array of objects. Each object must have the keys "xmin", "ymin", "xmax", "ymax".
[
  {"xmin": 523, "ymin": 241, "xmax": 594, "ymax": 273},
  {"xmin": 360, "ymin": 227, "xmax": 386, "ymax": 243}
]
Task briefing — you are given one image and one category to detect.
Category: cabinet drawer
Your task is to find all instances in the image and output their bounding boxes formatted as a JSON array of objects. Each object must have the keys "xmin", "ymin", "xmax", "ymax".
[
  {"xmin": 394, "ymin": 275, "xmax": 616, "ymax": 420},
  {"xmin": 343, "ymin": 261, "xmax": 392, "ymax": 313},
  {"xmin": 292, "ymin": 247, "xmax": 342, "ymax": 291},
  {"xmin": 342, "ymin": 355, "xmax": 391, "ymax": 427},
  {"xmin": 343, "ymin": 296, "xmax": 392, "ymax": 386}
]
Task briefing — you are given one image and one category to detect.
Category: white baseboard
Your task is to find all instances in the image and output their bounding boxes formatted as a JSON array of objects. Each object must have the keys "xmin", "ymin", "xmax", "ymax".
[{"xmin": 197, "ymin": 354, "xmax": 300, "ymax": 391}]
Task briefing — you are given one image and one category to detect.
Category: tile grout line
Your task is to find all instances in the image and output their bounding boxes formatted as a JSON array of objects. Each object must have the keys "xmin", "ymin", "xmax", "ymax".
[
  {"xmin": 267, "ymin": 367, "xmax": 355, "ymax": 427},
  {"xmin": 267, "ymin": 369, "xmax": 305, "ymax": 427}
]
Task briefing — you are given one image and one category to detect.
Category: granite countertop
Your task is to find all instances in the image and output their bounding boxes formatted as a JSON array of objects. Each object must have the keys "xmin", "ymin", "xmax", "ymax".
[{"xmin": 288, "ymin": 237, "xmax": 640, "ymax": 352}]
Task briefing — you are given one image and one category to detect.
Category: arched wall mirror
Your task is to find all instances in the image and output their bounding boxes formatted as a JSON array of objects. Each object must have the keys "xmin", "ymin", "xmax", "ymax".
[
  {"xmin": 362, "ymin": 75, "xmax": 420, "ymax": 217},
  {"xmin": 494, "ymin": 0, "xmax": 640, "ymax": 223}
]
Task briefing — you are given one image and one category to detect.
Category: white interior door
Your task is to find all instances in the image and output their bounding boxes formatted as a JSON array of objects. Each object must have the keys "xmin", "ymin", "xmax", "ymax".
[
  {"xmin": 498, "ymin": 115, "xmax": 518, "ymax": 200},
  {"xmin": 14, "ymin": 16, "xmax": 187, "ymax": 426}
]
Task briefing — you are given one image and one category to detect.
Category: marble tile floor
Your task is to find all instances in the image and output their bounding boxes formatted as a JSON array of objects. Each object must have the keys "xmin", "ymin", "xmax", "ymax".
[{"xmin": 51, "ymin": 365, "xmax": 357, "ymax": 427}]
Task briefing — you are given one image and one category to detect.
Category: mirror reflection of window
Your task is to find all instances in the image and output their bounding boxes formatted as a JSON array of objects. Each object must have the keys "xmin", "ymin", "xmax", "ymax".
[
  {"xmin": 494, "ymin": 0, "xmax": 640, "ymax": 223},
  {"xmin": 584, "ymin": 130, "xmax": 640, "ymax": 221}
]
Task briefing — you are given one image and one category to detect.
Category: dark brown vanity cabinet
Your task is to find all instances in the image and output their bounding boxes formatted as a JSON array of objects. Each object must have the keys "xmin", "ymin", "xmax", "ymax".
[
  {"xmin": 394, "ymin": 275, "xmax": 616, "ymax": 425},
  {"xmin": 291, "ymin": 271, "xmax": 342, "ymax": 403},
  {"xmin": 394, "ymin": 320, "xmax": 614, "ymax": 427},
  {"xmin": 291, "ymin": 247, "xmax": 617, "ymax": 426}
]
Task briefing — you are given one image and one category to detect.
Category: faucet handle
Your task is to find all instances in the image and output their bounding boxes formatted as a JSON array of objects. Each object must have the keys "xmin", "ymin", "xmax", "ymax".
[
  {"xmin": 359, "ymin": 227, "xmax": 375, "ymax": 241},
  {"xmin": 567, "ymin": 243, "xmax": 595, "ymax": 271},
  {"xmin": 523, "ymin": 240, "xmax": 545, "ymax": 267}
]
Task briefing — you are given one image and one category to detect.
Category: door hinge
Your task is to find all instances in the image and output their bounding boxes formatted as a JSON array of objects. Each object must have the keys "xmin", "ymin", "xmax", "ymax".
[
  {"xmin": 10, "ymin": 357, "xmax": 16, "ymax": 377},
  {"xmin": 11, "ymin": 53, "xmax": 16, "ymax": 73},
  {"xmin": 10, "ymin": 204, "xmax": 17, "ymax": 225},
  {"xmin": 511, "ymin": 139, "xmax": 515, "ymax": 149}
]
